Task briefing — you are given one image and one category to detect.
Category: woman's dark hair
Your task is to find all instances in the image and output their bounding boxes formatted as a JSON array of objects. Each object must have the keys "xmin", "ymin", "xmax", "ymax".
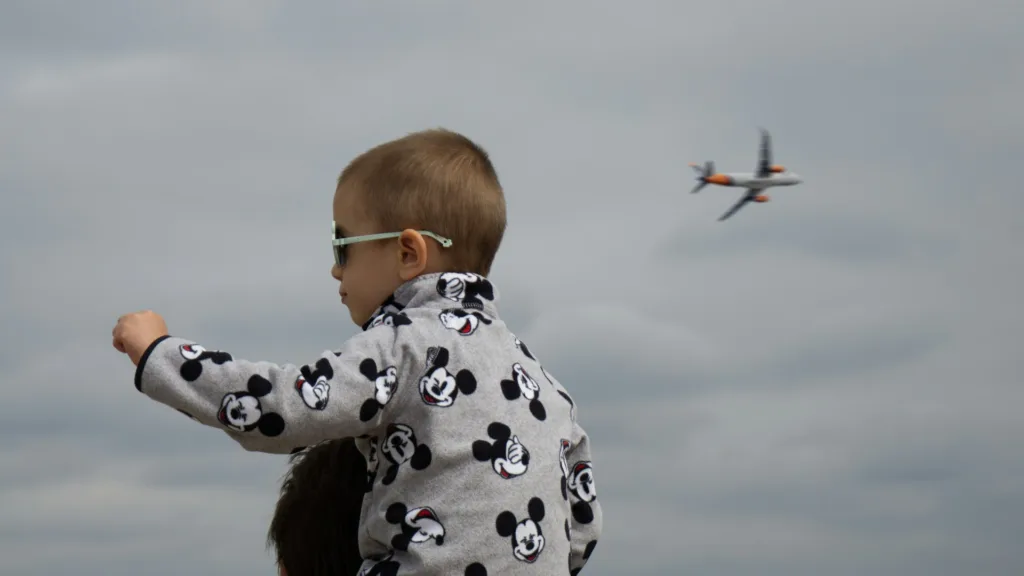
[{"xmin": 267, "ymin": 438, "xmax": 367, "ymax": 575}]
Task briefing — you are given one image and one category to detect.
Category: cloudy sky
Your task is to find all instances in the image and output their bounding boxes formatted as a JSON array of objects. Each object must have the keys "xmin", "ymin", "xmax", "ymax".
[{"xmin": 2, "ymin": 1, "xmax": 1022, "ymax": 574}]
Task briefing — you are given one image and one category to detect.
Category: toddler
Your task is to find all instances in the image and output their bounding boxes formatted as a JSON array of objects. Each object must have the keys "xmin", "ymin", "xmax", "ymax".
[{"xmin": 113, "ymin": 128, "xmax": 602, "ymax": 574}]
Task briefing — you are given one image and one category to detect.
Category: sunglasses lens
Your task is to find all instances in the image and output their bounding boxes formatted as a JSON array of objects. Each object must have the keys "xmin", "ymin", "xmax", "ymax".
[{"xmin": 332, "ymin": 221, "xmax": 345, "ymax": 267}]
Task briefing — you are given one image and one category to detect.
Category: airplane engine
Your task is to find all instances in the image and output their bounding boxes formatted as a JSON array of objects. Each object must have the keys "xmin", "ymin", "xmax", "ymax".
[
  {"xmin": 754, "ymin": 194, "xmax": 770, "ymax": 202},
  {"xmin": 770, "ymin": 165, "xmax": 785, "ymax": 173}
]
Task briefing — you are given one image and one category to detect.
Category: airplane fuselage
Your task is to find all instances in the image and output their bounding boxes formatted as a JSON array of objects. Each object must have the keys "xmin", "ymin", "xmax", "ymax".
[
  {"xmin": 688, "ymin": 128, "xmax": 803, "ymax": 221},
  {"xmin": 703, "ymin": 172, "xmax": 802, "ymax": 189}
]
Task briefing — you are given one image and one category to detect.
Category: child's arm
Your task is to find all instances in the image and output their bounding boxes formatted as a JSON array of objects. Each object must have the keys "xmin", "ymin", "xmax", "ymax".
[
  {"xmin": 566, "ymin": 421, "xmax": 603, "ymax": 574},
  {"xmin": 133, "ymin": 327, "xmax": 407, "ymax": 454}
]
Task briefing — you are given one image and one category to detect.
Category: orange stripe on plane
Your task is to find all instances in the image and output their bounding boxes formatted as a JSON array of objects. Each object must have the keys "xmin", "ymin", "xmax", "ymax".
[{"xmin": 706, "ymin": 174, "xmax": 732, "ymax": 185}]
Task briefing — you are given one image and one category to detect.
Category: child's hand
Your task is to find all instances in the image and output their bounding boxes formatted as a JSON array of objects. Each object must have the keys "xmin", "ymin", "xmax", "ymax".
[{"xmin": 112, "ymin": 310, "xmax": 169, "ymax": 366}]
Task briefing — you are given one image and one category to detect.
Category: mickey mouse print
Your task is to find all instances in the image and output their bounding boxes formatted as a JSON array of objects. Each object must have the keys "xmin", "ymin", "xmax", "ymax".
[
  {"xmin": 131, "ymin": 272, "xmax": 601, "ymax": 573},
  {"xmin": 436, "ymin": 272, "xmax": 495, "ymax": 309}
]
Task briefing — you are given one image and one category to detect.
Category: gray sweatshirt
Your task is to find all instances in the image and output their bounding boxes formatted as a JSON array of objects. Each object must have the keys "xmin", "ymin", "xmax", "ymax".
[{"xmin": 135, "ymin": 272, "xmax": 601, "ymax": 575}]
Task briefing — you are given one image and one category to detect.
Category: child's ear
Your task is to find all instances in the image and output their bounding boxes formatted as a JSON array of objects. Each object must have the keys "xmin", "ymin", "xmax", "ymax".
[{"xmin": 397, "ymin": 229, "xmax": 428, "ymax": 280}]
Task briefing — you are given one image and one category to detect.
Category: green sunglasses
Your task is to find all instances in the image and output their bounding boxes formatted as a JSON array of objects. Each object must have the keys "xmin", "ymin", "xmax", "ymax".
[{"xmin": 332, "ymin": 220, "xmax": 453, "ymax": 267}]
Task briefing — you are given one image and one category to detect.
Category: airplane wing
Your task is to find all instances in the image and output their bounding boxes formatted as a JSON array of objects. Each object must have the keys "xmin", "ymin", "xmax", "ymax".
[
  {"xmin": 755, "ymin": 128, "xmax": 772, "ymax": 178},
  {"xmin": 718, "ymin": 191, "xmax": 755, "ymax": 221}
]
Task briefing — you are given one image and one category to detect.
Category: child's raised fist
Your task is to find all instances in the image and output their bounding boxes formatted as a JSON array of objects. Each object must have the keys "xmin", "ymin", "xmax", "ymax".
[{"xmin": 112, "ymin": 310, "xmax": 169, "ymax": 366}]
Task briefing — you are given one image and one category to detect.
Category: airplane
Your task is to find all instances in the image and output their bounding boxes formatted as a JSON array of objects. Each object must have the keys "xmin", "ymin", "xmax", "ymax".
[{"xmin": 689, "ymin": 128, "xmax": 803, "ymax": 221}]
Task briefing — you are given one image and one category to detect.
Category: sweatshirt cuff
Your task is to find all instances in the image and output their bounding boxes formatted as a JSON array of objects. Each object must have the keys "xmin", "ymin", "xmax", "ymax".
[{"xmin": 134, "ymin": 334, "xmax": 172, "ymax": 392}]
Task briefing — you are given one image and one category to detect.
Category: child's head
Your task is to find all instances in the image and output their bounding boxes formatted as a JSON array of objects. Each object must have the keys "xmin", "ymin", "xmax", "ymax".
[
  {"xmin": 330, "ymin": 128, "xmax": 507, "ymax": 326},
  {"xmin": 267, "ymin": 439, "xmax": 367, "ymax": 576}
]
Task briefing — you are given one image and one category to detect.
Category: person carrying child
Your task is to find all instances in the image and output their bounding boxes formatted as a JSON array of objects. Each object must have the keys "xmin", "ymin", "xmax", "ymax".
[
  {"xmin": 112, "ymin": 128, "xmax": 602, "ymax": 574},
  {"xmin": 267, "ymin": 438, "xmax": 367, "ymax": 575}
]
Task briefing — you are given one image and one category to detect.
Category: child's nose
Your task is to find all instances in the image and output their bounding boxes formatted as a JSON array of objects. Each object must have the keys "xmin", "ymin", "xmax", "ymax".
[{"xmin": 330, "ymin": 263, "xmax": 343, "ymax": 281}]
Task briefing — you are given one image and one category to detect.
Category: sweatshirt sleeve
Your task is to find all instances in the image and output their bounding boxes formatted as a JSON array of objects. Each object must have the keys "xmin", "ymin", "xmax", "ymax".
[
  {"xmin": 133, "ymin": 329, "xmax": 408, "ymax": 454},
  {"xmin": 565, "ymin": 420, "xmax": 602, "ymax": 575}
]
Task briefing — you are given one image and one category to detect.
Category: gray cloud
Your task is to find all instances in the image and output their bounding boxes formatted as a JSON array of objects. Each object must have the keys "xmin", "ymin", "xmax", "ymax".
[
  {"xmin": 748, "ymin": 319, "xmax": 949, "ymax": 384},
  {"xmin": 2, "ymin": 0, "xmax": 1022, "ymax": 575}
]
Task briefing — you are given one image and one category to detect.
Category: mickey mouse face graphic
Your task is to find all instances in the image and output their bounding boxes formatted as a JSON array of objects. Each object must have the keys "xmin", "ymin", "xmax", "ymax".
[
  {"xmin": 220, "ymin": 393, "xmax": 259, "ymax": 429},
  {"xmin": 385, "ymin": 503, "xmax": 445, "ymax": 550},
  {"xmin": 367, "ymin": 312, "xmax": 412, "ymax": 330},
  {"xmin": 380, "ymin": 423, "xmax": 432, "ymax": 485},
  {"xmin": 419, "ymin": 347, "xmax": 477, "ymax": 407},
  {"xmin": 567, "ymin": 461, "xmax": 597, "ymax": 524},
  {"xmin": 374, "ymin": 369, "xmax": 397, "ymax": 405},
  {"xmin": 439, "ymin": 308, "xmax": 492, "ymax": 336},
  {"xmin": 500, "ymin": 363, "xmax": 546, "ymax": 421},
  {"xmin": 558, "ymin": 439, "xmax": 571, "ymax": 500},
  {"xmin": 512, "ymin": 363, "xmax": 539, "ymax": 399},
  {"xmin": 361, "ymin": 296, "xmax": 407, "ymax": 331},
  {"xmin": 436, "ymin": 272, "xmax": 495, "ymax": 309},
  {"xmin": 419, "ymin": 367, "xmax": 456, "ymax": 407},
  {"xmin": 216, "ymin": 375, "xmax": 285, "ymax": 437},
  {"xmin": 568, "ymin": 461, "xmax": 596, "ymax": 502},
  {"xmin": 358, "ymin": 359, "xmax": 399, "ymax": 422},
  {"xmin": 295, "ymin": 358, "xmax": 333, "ymax": 411},
  {"xmin": 295, "ymin": 374, "xmax": 329, "ymax": 410},
  {"xmin": 496, "ymin": 497, "xmax": 546, "ymax": 563},
  {"xmin": 473, "ymin": 422, "xmax": 530, "ymax": 479},
  {"xmin": 178, "ymin": 343, "xmax": 232, "ymax": 382},
  {"xmin": 179, "ymin": 343, "xmax": 206, "ymax": 361}
]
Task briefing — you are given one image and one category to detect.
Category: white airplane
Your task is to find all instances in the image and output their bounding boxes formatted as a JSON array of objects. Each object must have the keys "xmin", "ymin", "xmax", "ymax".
[{"xmin": 689, "ymin": 128, "xmax": 803, "ymax": 221}]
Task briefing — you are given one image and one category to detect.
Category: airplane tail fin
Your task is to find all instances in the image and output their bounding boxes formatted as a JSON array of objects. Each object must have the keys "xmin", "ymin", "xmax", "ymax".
[
  {"xmin": 688, "ymin": 161, "xmax": 714, "ymax": 193},
  {"xmin": 688, "ymin": 161, "xmax": 714, "ymax": 176}
]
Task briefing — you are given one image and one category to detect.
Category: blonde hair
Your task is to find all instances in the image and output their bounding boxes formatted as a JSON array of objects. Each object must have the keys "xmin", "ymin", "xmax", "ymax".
[{"xmin": 338, "ymin": 128, "xmax": 507, "ymax": 276}]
